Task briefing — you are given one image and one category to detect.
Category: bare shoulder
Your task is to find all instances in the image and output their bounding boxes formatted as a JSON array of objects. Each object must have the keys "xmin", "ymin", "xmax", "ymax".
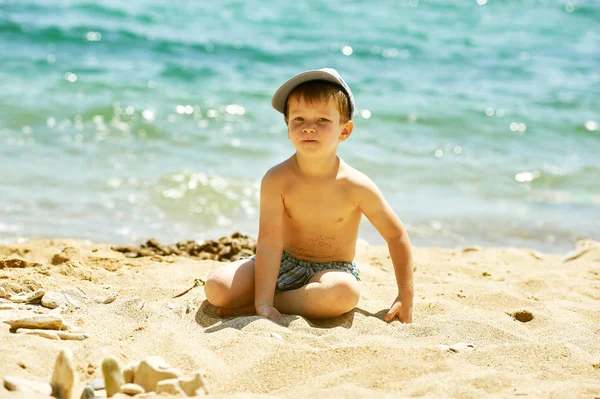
[
  {"xmin": 339, "ymin": 159, "xmax": 379, "ymax": 194},
  {"xmin": 262, "ymin": 156, "xmax": 295, "ymax": 186}
]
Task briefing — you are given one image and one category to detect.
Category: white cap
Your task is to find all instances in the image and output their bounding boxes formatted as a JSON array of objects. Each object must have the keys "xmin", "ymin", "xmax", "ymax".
[{"xmin": 271, "ymin": 68, "xmax": 355, "ymax": 119}]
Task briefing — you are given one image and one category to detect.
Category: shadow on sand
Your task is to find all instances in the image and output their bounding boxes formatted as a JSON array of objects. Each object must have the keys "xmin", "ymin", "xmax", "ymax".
[{"xmin": 195, "ymin": 300, "xmax": 387, "ymax": 333}]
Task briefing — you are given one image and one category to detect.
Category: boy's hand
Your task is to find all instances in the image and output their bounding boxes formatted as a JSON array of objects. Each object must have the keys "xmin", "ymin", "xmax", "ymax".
[
  {"xmin": 256, "ymin": 304, "xmax": 284, "ymax": 324},
  {"xmin": 384, "ymin": 296, "xmax": 413, "ymax": 323}
]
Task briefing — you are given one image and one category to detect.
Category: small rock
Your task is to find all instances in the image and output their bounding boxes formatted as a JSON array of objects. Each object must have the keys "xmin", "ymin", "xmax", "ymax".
[
  {"xmin": 80, "ymin": 386, "xmax": 95, "ymax": 399},
  {"xmin": 122, "ymin": 362, "xmax": 139, "ymax": 384},
  {"xmin": 512, "ymin": 310, "xmax": 534, "ymax": 323},
  {"xmin": 42, "ymin": 291, "xmax": 67, "ymax": 309},
  {"xmin": 0, "ymin": 298, "xmax": 17, "ymax": 310},
  {"xmin": 98, "ymin": 292, "xmax": 118, "ymax": 304},
  {"xmin": 462, "ymin": 246, "xmax": 481, "ymax": 253},
  {"xmin": 156, "ymin": 379, "xmax": 183, "ymax": 396},
  {"xmin": 6, "ymin": 315, "xmax": 65, "ymax": 330},
  {"xmin": 270, "ymin": 332, "xmax": 283, "ymax": 341},
  {"xmin": 50, "ymin": 349, "xmax": 76, "ymax": 399},
  {"xmin": 3, "ymin": 376, "xmax": 52, "ymax": 395},
  {"xmin": 102, "ymin": 357, "xmax": 124, "ymax": 397},
  {"xmin": 0, "ymin": 286, "xmax": 6, "ymax": 298},
  {"xmin": 0, "ymin": 258, "xmax": 40, "ymax": 268},
  {"xmin": 63, "ymin": 293, "xmax": 81, "ymax": 308},
  {"xmin": 16, "ymin": 328, "xmax": 60, "ymax": 340},
  {"xmin": 530, "ymin": 251, "xmax": 544, "ymax": 260},
  {"xmin": 178, "ymin": 370, "xmax": 209, "ymax": 396},
  {"xmin": 56, "ymin": 331, "xmax": 89, "ymax": 341},
  {"xmin": 133, "ymin": 356, "xmax": 181, "ymax": 393},
  {"xmin": 563, "ymin": 248, "xmax": 590, "ymax": 262},
  {"xmin": 51, "ymin": 247, "xmax": 81, "ymax": 265},
  {"xmin": 9, "ymin": 289, "xmax": 46, "ymax": 304},
  {"xmin": 185, "ymin": 300, "xmax": 195, "ymax": 314},
  {"xmin": 120, "ymin": 383, "xmax": 144, "ymax": 395}
]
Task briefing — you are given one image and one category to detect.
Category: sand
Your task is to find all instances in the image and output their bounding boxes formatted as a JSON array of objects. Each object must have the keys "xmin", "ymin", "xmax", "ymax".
[{"xmin": 0, "ymin": 237, "xmax": 599, "ymax": 398}]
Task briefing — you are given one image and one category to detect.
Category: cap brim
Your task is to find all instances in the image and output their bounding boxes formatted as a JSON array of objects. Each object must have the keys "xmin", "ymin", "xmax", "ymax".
[{"xmin": 271, "ymin": 70, "xmax": 350, "ymax": 115}]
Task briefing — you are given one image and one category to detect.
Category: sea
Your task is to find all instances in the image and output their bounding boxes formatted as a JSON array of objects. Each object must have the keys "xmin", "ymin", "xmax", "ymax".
[{"xmin": 1, "ymin": 0, "xmax": 598, "ymax": 252}]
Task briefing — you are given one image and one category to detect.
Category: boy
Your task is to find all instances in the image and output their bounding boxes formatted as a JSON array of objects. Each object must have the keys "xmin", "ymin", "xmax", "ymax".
[{"xmin": 204, "ymin": 68, "xmax": 413, "ymax": 324}]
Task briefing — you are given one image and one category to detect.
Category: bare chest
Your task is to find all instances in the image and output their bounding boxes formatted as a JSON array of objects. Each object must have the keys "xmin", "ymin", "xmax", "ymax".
[{"xmin": 283, "ymin": 182, "xmax": 357, "ymax": 227}]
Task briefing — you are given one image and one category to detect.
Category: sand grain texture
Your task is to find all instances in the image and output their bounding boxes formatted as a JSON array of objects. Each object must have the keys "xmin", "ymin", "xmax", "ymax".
[{"xmin": 0, "ymin": 238, "xmax": 599, "ymax": 398}]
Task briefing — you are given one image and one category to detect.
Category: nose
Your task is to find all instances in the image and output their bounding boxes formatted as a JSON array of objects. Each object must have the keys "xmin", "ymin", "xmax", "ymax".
[{"xmin": 302, "ymin": 122, "xmax": 316, "ymax": 133}]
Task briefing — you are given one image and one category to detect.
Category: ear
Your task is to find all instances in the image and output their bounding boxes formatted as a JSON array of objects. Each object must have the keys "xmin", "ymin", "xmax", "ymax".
[
  {"xmin": 284, "ymin": 116, "xmax": 291, "ymax": 140},
  {"xmin": 338, "ymin": 120, "xmax": 354, "ymax": 142}
]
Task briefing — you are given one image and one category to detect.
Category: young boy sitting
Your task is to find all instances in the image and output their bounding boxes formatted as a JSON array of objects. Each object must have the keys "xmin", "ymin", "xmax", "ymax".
[{"xmin": 204, "ymin": 68, "xmax": 413, "ymax": 324}]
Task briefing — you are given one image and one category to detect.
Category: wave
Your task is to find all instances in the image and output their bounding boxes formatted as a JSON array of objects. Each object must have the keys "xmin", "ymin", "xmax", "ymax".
[{"xmin": 0, "ymin": 19, "xmax": 296, "ymax": 64}]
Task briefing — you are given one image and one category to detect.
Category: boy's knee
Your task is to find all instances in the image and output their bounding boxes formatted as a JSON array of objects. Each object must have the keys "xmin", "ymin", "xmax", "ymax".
[
  {"xmin": 326, "ymin": 276, "xmax": 360, "ymax": 314},
  {"xmin": 204, "ymin": 274, "xmax": 229, "ymax": 307}
]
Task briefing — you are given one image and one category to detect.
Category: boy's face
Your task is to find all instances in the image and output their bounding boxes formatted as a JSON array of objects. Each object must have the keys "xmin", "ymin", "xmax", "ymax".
[{"xmin": 286, "ymin": 96, "xmax": 353, "ymax": 157}]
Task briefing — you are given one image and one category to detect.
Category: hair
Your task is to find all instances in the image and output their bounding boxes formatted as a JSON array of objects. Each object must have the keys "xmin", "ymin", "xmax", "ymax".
[{"xmin": 284, "ymin": 80, "xmax": 351, "ymax": 124}]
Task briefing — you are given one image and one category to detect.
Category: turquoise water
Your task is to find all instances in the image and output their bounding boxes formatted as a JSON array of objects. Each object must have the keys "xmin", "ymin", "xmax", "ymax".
[{"xmin": 1, "ymin": 0, "xmax": 598, "ymax": 252}]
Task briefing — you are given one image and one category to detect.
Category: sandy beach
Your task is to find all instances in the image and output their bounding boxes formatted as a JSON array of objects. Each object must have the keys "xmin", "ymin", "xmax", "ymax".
[{"xmin": 1, "ymin": 236, "xmax": 599, "ymax": 398}]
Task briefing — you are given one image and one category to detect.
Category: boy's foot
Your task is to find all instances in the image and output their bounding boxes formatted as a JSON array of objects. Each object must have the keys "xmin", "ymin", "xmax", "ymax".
[{"xmin": 216, "ymin": 304, "xmax": 256, "ymax": 317}]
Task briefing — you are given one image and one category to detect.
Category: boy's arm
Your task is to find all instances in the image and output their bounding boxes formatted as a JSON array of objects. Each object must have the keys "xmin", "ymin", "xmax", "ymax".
[
  {"xmin": 356, "ymin": 176, "xmax": 414, "ymax": 323},
  {"xmin": 254, "ymin": 169, "xmax": 285, "ymax": 322}
]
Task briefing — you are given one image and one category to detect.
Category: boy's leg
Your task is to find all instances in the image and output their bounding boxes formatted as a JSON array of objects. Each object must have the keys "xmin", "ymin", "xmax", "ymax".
[
  {"xmin": 204, "ymin": 258, "xmax": 255, "ymax": 311},
  {"xmin": 274, "ymin": 270, "xmax": 360, "ymax": 319},
  {"xmin": 214, "ymin": 265, "xmax": 360, "ymax": 320}
]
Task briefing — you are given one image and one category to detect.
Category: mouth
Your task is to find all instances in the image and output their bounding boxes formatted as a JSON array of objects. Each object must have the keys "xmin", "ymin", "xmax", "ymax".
[{"xmin": 302, "ymin": 139, "xmax": 317, "ymax": 142}]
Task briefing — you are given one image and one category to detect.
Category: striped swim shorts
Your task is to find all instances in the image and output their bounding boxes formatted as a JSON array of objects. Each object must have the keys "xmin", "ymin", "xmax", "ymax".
[{"xmin": 249, "ymin": 251, "xmax": 360, "ymax": 292}]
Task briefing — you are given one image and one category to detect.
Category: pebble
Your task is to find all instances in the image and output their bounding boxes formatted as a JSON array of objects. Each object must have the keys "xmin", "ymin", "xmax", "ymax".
[
  {"xmin": 156, "ymin": 379, "xmax": 183, "ymax": 396},
  {"xmin": 3, "ymin": 376, "xmax": 52, "ymax": 395},
  {"xmin": 5, "ymin": 315, "xmax": 65, "ymax": 330},
  {"xmin": 80, "ymin": 386, "xmax": 96, "ymax": 399},
  {"xmin": 178, "ymin": 370, "xmax": 209, "ymax": 396},
  {"xmin": 0, "ymin": 298, "xmax": 17, "ymax": 310},
  {"xmin": 133, "ymin": 356, "xmax": 181, "ymax": 393},
  {"xmin": 50, "ymin": 349, "xmax": 76, "ymax": 399},
  {"xmin": 9, "ymin": 289, "xmax": 46, "ymax": 304},
  {"xmin": 16, "ymin": 328, "xmax": 60, "ymax": 340},
  {"xmin": 270, "ymin": 332, "xmax": 283, "ymax": 341},
  {"xmin": 563, "ymin": 248, "xmax": 590, "ymax": 262},
  {"xmin": 461, "ymin": 246, "xmax": 481, "ymax": 253},
  {"xmin": 0, "ymin": 258, "xmax": 40, "ymax": 268},
  {"xmin": 122, "ymin": 362, "xmax": 139, "ymax": 384},
  {"xmin": 512, "ymin": 309, "xmax": 534, "ymax": 323},
  {"xmin": 56, "ymin": 331, "xmax": 89, "ymax": 341},
  {"xmin": 530, "ymin": 251, "xmax": 544, "ymax": 260},
  {"xmin": 63, "ymin": 293, "xmax": 81, "ymax": 308},
  {"xmin": 102, "ymin": 356, "xmax": 125, "ymax": 397},
  {"xmin": 41, "ymin": 291, "xmax": 67, "ymax": 309},
  {"xmin": 98, "ymin": 292, "xmax": 118, "ymax": 304},
  {"xmin": 51, "ymin": 247, "xmax": 82, "ymax": 265},
  {"xmin": 120, "ymin": 383, "xmax": 145, "ymax": 395}
]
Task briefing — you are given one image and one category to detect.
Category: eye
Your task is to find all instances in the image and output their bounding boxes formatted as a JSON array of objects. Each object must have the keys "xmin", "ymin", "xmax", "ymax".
[
  {"xmin": 318, "ymin": 118, "xmax": 330, "ymax": 122},
  {"xmin": 294, "ymin": 117, "xmax": 304, "ymax": 122}
]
